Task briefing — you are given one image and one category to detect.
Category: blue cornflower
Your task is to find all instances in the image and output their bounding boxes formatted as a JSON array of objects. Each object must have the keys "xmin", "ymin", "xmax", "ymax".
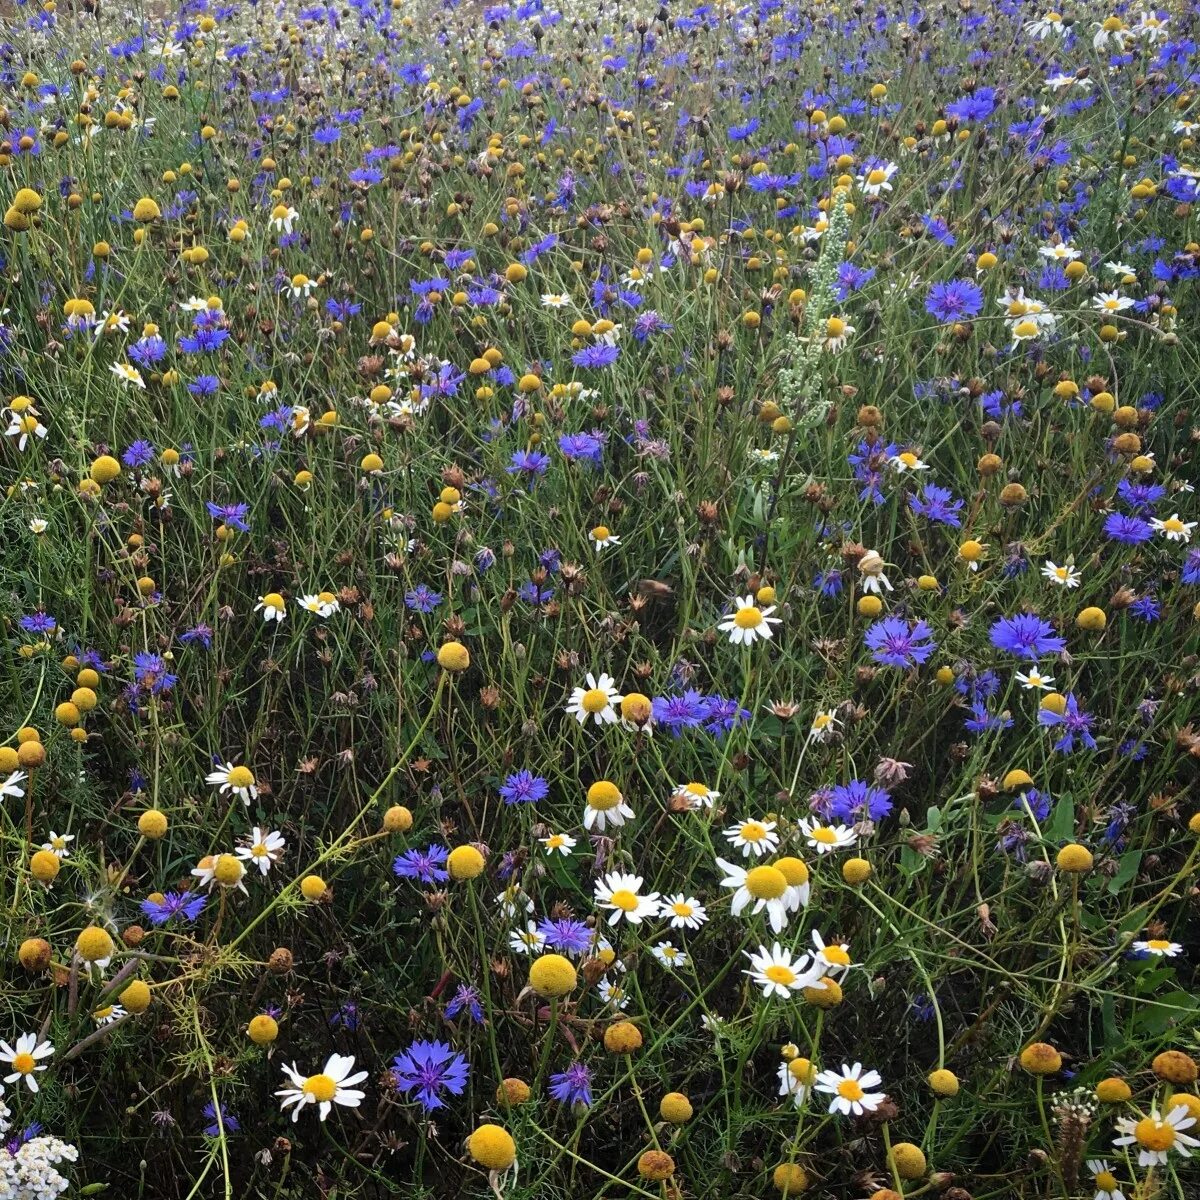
[
  {"xmin": 202, "ymin": 1103, "xmax": 239, "ymax": 1136},
  {"xmin": 1129, "ymin": 595, "xmax": 1161, "ymax": 622},
  {"xmin": 1037, "ymin": 693, "xmax": 1097, "ymax": 753},
  {"xmin": 813, "ymin": 569, "xmax": 844, "ymax": 597},
  {"xmin": 558, "ymin": 432, "xmax": 604, "ymax": 464},
  {"xmin": 700, "ymin": 694, "xmax": 751, "ymax": 737},
  {"xmin": 141, "ymin": 891, "xmax": 208, "ymax": 925},
  {"xmin": 444, "ymin": 984, "xmax": 483, "ymax": 1023},
  {"xmin": 548, "ymin": 1061, "xmax": 593, "ymax": 1107},
  {"xmin": 989, "ymin": 614, "xmax": 1066, "ymax": 659},
  {"xmin": 506, "ymin": 449, "xmax": 551, "ymax": 478},
  {"xmin": 652, "ymin": 690, "xmax": 709, "ymax": 736},
  {"xmin": 499, "ymin": 770, "xmax": 549, "ymax": 805},
  {"xmin": 188, "ymin": 375, "xmax": 220, "ymax": 396},
  {"xmin": 1182, "ymin": 548, "xmax": 1200, "ymax": 584},
  {"xmin": 964, "ymin": 703, "xmax": 1013, "ymax": 735},
  {"xmin": 1115, "ymin": 479, "xmax": 1166, "ymax": 513},
  {"xmin": 122, "ymin": 440, "xmax": 156, "ymax": 468},
  {"xmin": 631, "ymin": 310, "xmax": 673, "ymax": 341},
  {"xmin": 404, "ymin": 585, "xmax": 443, "ymax": 613},
  {"xmin": 180, "ymin": 624, "xmax": 214, "ymax": 649},
  {"xmin": 19, "ymin": 612, "xmax": 56, "ymax": 634},
  {"xmin": 1014, "ymin": 788, "xmax": 1052, "ymax": 822},
  {"xmin": 1103, "ymin": 512, "xmax": 1153, "ymax": 544},
  {"xmin": 205, "ymin": 502, "xmax": 251, "ymax": 532},
  {"xmin": 925, "ymin": 279, "xmax": 984, "ymax": 322},
  {"xmin": 393, "ymin": 845, "xmax": 450, "ymax": 884},
  {"xmin": 391, "ymin": 1040, "xmax": 469, "ymax": 1112},
  {"xmin": 177, "ymin": 326, "xmax": 230, "ymax": 354},
  {"xmin": 864, "ymin": 617, "xmax": 937, "ymax": 669},
  {"xmin": 571, "ymin": 343, "xmax": 620, "ymax": 369},
  {"xmin": 909, "ymin": 484, "xmax": 964, "ymax": 527},
  {"xmin": 538, "ymin": 917, "xmax": 593, "ymax": 955},
  {"xmin": 828, "ymin": 779, "xmax": 892, "ymax": 822},
  {"xmin": 133, "ymin": 652, "xmax": 177, "ymax": 694}
]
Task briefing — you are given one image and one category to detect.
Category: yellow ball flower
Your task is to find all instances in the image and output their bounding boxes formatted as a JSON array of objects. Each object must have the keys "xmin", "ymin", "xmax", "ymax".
[
  {"xmin": 771, "ymin": 1163, "xmax": 809, "ymax": 1194},
  {"xmin": 1019, "ymin": 1042, "xmax": 1062, "ymax": 1075},
  {"xmin": 89, "ymin": 455, "xmax": 122, "ymax": 484},
  {"xmin": 1056, "ymin": 844, "xmax": 1093, "ymax": 874},
  {"xmin": 637, "ymin": 1150, "xmax": 675, "ymax": 1181},
  {"xmin": 300, "ymin": 874, "xmax": 327, "ymax": 900},
  {"xmin": 76, "ymin": 925, "xmax": 114, "ymax": 963},
  {"xmin": 467, "ymin": 1124, "xmax": 516, "ymax": 1170},
  {"xmin": 437, "ymin": 641, "xmax": 470, "ymax": 672},
  {"xmin": 1076, "ymin": 606, "xmax": 1107, "ymax": 631},
  {"xmin": 1152, "ymin": 1050, "xmax": 1198, "ymax": 1085},
  {"xmin": 383, "ymin": 805, "xmax": 413, "ymax": 833},
  {"xmin": 120, "ymin": 979, "xmax": 152, "ymax": 1013},
  {"xmin": 1095, "ymin": 1077, "xmax": 1132, "ymax": 1103},
  {"xmin": 889, "ymin": 1142, "xmax": 927, "ymax": 1180},
  {"xmin": 447, "ymin": 845, "xmax": 485, "ymax": 880},
  {"xmin": 603, "ymin": 1021, "xmax": 643, "ymax": 1054},
  {"xmin": 928, "ymin": 1068, "xmax": 960, "ymax": 1096},
  {"xmin": 803, "ymin": 977, "xmax": 843, "ymax": 1008},
  {"xmin": 496, "ymin": 1078, "xmax": 531, "ymax": 1106},
  {"xmin": 529, "ymin": 953, "xmax": 577, "ymax": 998},
  {"xmin": 138, "ymin": 810, "xmax": 169, "ymax": 839},
  {"xmin": 30, "ymin": 849, "xmax": 60, "ymax": 883},
  {"xmin": 842, "ymin": 857, "xmax": 872, "ymax": 885},
  {"xmin": 132, "ymin": 197, "xmax": 161, "ymax": 222},
  {"xmin": 248, "ymin": 1014, "xmax": 279, "ymax": 1044},
  {"xmin": 18, "ymin": 938, "xmax": 51, "ymax": 972},
  {"xmin": 659, "ymin": 1092, "xmax": 693, "ymax": 1123}
]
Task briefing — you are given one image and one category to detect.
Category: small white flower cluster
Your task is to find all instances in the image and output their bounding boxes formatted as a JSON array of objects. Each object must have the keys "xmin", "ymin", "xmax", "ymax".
[{"xmin": 0, "ymin": 1135, "xmax": 79, "ymax": 1200}]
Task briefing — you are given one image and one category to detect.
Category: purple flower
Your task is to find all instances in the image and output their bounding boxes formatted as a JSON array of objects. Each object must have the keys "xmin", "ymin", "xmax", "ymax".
[
  {"xmin": 964, "ymin": 702, "xmax": 1012, "ymax": 735},
  {"xmin": 205, "ymin": 502, "xmax": 251, "ymax": 532},
  {"xmin": 499, "ymin": 770, "xmax": 549, "ymax": 805},
  {"xmin": 393, "ymin": 845, "xmax": 450, "ymax": 884},
  {"xmin": 19, "ymin": 612, "xmax": 56, "ymax": 634},
  {"xmin": 391, "ymin": 1040, "xmax": 469, "ymax": 1112},
  {"xmin": 864, "ymin": 617, "xmax": 937, "ymax": 669},
  {"xmin": 507, "ymin": 449, "xmax": 551, "ymax": 478},
  {"xmin": 404, "ymin": 585, "xmax": 443, "ymax": 613},
  {"xmin": 571, "ymin": 343, "xmax": 620, "ymax": 368},
  {"xmin": 1014, "ymin": 788, "xmax": 1052, "ymax": 822},
  {"xmin": 548, "ymin": 1061, "xmax": 593, "ymax": 1107},
  {"xmin": 444, "ymin": 984, "xmax": 483, "ymax": 1024},
  {"xmin": 829, "ymin": 779, "xmax": 892, "ymax": 822},
  {"xmin": 1037, "ymin": 693, "xmax": 1097, "ymax": 753},
  {"xmin": 652, "ymin": 690, "xmax": 709, "ymax": 736},
  {"xmin": 141, "ymin": 891, "xmax": 207, "ymax": 925},
  {"xmin": 1103, "ymin": 512, "xmax": 1153, "ymax": 544},
  {"xmin": 557, "ymin": 432, "xmax": 604, "ymax": 464},
  {"xmin": 909, "ymin": 484, "xmax": 964, "ymax": 527},
  {"xmin": 925, "ymin": 279, "xmax": 983, "ymax": 322},
  {"xmin": 988, "ymin": 614, "xmax": 1066, "ymax": 659},
  {"xmin": 538, "ymin": 917, "xmax": 593, "ymax": 955},
  {"xmin": 179, "ymin": 624, "xmax": 214, "ymax": 649},
  {"xmin": 133, "ymin": 652, "xmax": 177, "ymax": 694},
  {"xmin": 1182, "ymin": 548, "xmax": 1200, "ymax": 585},
  {"xmin": 122, "ymin": 440, "xmax": 156, "ymax": 468},
  {"xmin": 202, "ymin": 1102, "xmax": 239, "ymax": 1136},
  {"xmin": 701, "ymin": 694, "xmax": 751, "ymax": 737}
]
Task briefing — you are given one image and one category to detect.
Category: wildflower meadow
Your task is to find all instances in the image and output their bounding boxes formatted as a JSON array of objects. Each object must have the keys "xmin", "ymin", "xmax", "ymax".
[{"xmin": 1, "ymin": 0, "xmax": 1199, "ymax": 1196}]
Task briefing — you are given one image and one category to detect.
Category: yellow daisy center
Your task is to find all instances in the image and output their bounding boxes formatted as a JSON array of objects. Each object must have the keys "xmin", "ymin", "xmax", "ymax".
[
  {"xmin": 1164, "ymin": 517, "xmax": 1184, "ymax": 532},
  {"xmin": 745, "ymin": 865, "xmax": 788, "ymax": 900},
  {"xmin": 610, "ymin": 889, "xmax": 640, "ymax": 912},
  {"xmin": 740, "ymin": 821, "xmax": 768, "ymax": 842},
  {"xmin": 252, "ymin": 843, "xmax": 268, "ymax": 857},
  {"xmin": 1134, "ymin": 1117, "xmax": 1177, "ymax": 1152},
  {"xmin": 591, "ymin": 525, "xmax": 610, "ymax": 541},
  {"xmin": 734, "ymin": 606, "xmax": 764, "ymax": 629},
  {"xmin": 1146, "ymin": 939, "xmax": 1173, "ymax": 951},
  {"xmin": 227, "ymin": 765, "xmax": 254, "ymax": 788},
  {"xmin": 581, "ymin": 688, "xmax": 611, "ymax": 713},
  {"xmin": 303, "ymin": 1074, "xmax": 338, "ymax": 1103},
  {"xmin": 671, "ymin": 901, "xmax": 693, "ymax": 917},
  {"xmin": 11, "ymin": 1052, "xmax": 35, "ymax": 1075},
  {"xmin": 837, "ymin": 1079, "xmax": 865, "ymax": 1101},
  {"xmin": 867, "ymin": 168, "xmax": 886, "ymax": 185},
  {"xmin": 811, "ymin": 826, "xmax": 837, "ymax": 844},
  {"xmin": 1095, "ymin": 1172, "xmax": 1119, "ymax": 1191},
  {"xmin": 821, "ymin": 946, "xmax": 851, "ymax": 966},
  {"xmin": 763, "ymin": 964, "xmax": 795, "ymax": 985}
]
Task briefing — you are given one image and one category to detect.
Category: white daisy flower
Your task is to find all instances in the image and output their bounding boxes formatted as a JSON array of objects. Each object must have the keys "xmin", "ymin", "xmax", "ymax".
[
  {"xmin": 1150, "ymin": 514, "xmax": 1195, "ymax": 542},
  {"xmin": 0, "ymin": 1033, "xmax": 54, "ymax": 1093},
  {"xmin": 1042, "ymin": 558, "xmax": 1081, "ymax": 587},
  {"xmin": 565, "ymin": 672, "xmax": 624, "ymax": 726},
  {"xmin": 798, "ymin": 817, "xmax": 856, "ymax": 854},
  {"xmin": 722, "ymin": 818, "xmax": 779, "ymax": 858},
  {"xmin": 593, "ymin": 871, "xmax": 661, "ymax": 926},
  {"xmin": 651, "ymin": 941, "xmax": 687, "ymax": 970},
  {"xmin": 205, "ymin": 762, "xmax": 258, "ymax": 804},
  {"xmin": 276, "ymin": 1053, "xmax": 368, "ymax": 1123},
  {"xmin": 661, "ymin": 894, "xmax": 708, "ymax": 930},
  {"xmin": 539, "ymin": 832, "xmax": 576, "ymax": 856},
  {"xmin": 814, "ymin": 1062, "xmax": 885, "ymax": 1116},
  {"xmin": 744, "ymin": 942, "xmax": 821, "ymax": 1000},
  {"xmin": 717, "ymin": 857, "xmax": 792, "ymax": 933},
  {"xmin": 1113, "ymin": 1105, "xmax": 1199, "ymax": 1165},
  {"xmin": 237, "ymin": 827, "xmax": 286, "ymax": 874},
  {"xmin": 718, "ymin": 595, "xmax": 781, "ymax": 645}
]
